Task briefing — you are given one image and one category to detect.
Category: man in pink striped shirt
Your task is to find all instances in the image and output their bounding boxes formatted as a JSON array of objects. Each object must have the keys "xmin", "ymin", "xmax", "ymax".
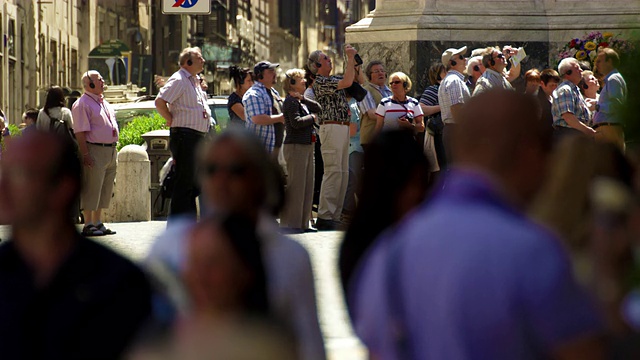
[
  {"xmin": 73, "ymin": 70, "xmax": 119, "ymax": 237},
  {"xmin": 156, "ymin": 47, "xmax": 212, "ymax": 223}
]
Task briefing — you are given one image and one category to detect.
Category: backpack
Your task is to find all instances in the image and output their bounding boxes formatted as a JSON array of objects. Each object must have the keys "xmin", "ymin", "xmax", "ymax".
[{"xmin": 47, "ymin": 110, "xmax": 78, "ymax": 147}]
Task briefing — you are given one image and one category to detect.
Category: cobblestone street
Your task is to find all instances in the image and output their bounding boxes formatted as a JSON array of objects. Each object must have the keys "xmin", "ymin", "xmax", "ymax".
[{"xmin": 0, "ymin": 222, "xmax": 366, "ymax": 359}]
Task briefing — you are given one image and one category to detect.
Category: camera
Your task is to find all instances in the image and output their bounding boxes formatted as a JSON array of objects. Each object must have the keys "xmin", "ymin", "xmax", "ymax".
[
  {"xmin": 354, "ymin": 54, "xmax": 363, "ymax": 66},
  {"xmin": 403, "ymin": 113, "xmax": 414, "ymax": 123}
]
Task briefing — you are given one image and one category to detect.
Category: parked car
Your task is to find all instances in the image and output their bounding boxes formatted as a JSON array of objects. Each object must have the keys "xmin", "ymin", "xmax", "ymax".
[{"xmin": 113, "ymin": 96, "xmax": 230, "ymax": 130}]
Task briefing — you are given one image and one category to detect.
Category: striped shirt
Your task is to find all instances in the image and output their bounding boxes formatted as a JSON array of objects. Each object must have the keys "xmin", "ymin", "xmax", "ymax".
[
  {"xmin": 552, "ymin": 80, "xmax": 591, "ymax": 128},
  {"xmin": 72, "ymin": 92, "xmax": 119, "ymax": 144},
  {"xmin": 157, "ymin": 68, "xmax": 211, "ymax": 133},
  {"xmin": 360, "ymin": 83, "xmax": 392, "ymax": 112},
  {"xmin": 419, "ymin": 85, "xmax": 439, "ymax": 107},
  {"xmin": 243, "ymin": 81, "xmax": 276, "ymax": 153},
  {"xmin": 438, "ymin": 70, "xmax": 470, "ymax": 124},
  {"xmin": 472, "ymin": 68, "xmax": 513, "ymax": 96},
  {"xmin": 375, "ymin": 96, "xmax": 423, "ymax": 131}
]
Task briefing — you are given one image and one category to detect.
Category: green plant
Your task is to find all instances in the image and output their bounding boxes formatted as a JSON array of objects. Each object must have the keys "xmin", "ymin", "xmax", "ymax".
[
  {"xmin": 117, "ymin": 113, "xmax": 168, "ymax": 151},
  {"xmin": 7, "ymin": 124, "xmax": 22, "ymax": 138}
]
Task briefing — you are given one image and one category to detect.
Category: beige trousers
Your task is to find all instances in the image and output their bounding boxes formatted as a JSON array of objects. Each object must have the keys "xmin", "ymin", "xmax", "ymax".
[{"xmin": 318, "ymin": 124, "xmax": 350, "ymax": 221}]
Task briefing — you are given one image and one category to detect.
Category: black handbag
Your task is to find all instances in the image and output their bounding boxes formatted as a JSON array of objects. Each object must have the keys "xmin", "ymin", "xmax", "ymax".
[
  {"xmin": 344, "ymin": 82, "xmax": 368, "ymax": 102},
  {"xmin": 427, "ymin": 112, "xmax": 444, "ymax": 135}
]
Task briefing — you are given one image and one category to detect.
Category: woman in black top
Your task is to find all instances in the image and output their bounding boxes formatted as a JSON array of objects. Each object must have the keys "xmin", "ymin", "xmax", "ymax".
[
  {"xmin": 228, "ymin": 66, "xmax": 254, "ymax": 128},
  {"xmin": 280, "ymin": 68, "xmax": 322, "ymax": 233}
]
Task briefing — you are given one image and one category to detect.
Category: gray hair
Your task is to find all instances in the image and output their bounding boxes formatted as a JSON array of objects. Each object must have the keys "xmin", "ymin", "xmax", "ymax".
[
  {"xmin": 179, "ymin": 47, "xmax": 202, "ymax": 66},
  {"xmin": 307, "ymin": 50, "xmax": 323, "ymax": 75},
  {"xmin": 558, "ymin": 57, "xmax": 579, "ymax": 77}
]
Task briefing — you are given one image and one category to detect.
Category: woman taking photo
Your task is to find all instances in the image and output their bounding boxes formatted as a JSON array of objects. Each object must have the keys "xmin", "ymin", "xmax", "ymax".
[
  {"xmin": 228, "ymin": 65, "xmax": 254, "ymax": 128},
  {"xmin": 375, "ymin": 72, "xmax": 425, "ymax": 135},
  {"xmin": 280, "ymin": 68, "xmax": 322, "ymax": 233}
]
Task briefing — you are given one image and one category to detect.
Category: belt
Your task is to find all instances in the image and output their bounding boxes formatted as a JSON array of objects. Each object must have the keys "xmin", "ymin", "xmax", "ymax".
[
  {"xmin": 170, "ymin": 127, "xmax": 207, "ymax": 136},
  {"xmin": 592, "ymin": 122, "xmax": 622, "ymax": 129},
  {"xmin": 88, "ymin": 142, "xmax": 117, "ymax": 147},
  {"xmin": 321, "ymin": 121, "xmax": 349, "ymax": 126}
]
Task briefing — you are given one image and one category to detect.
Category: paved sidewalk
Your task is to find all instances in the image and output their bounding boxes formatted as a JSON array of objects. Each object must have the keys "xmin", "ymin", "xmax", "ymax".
[{"xmin": 0, "ymin": 222, "xmax": 367, "ymax": 360}]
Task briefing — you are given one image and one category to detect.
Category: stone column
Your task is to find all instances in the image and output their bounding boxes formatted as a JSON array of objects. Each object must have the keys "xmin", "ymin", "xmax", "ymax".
[{"xmin": 347, "ymin": 0, "xmax": 640, "ymax": 95}]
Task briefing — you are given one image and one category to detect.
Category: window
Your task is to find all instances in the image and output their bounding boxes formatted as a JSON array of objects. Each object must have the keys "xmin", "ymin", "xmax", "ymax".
[
  {"xmin": 8, "ymin": 19, "xmax": 15, "ymax": 57},
  {"xmin": 71, "ymin": 49, "xmax": 78, "ymax": 87},
  {"xmin": 50, "ymin": 40, "xmax": 57, "ymax": 86}
]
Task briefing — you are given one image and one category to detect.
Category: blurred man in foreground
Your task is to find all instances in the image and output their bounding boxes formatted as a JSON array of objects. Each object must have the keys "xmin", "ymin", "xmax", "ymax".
[
  {"xmin": 0, "ymin": 132, "xmax": 152, "ymax": 359},
  {"xmin": 146, "ymin": 129, "xmax": 325, "ymax": 360},
  {"xmin": 351, "ymin": 90, "xmax": 605, "ymax": 360}
]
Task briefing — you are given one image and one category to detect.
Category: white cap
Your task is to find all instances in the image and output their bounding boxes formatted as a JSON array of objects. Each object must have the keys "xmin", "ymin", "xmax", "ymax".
[{"xmin": 441, "ymin": 46, "xmax": 468, "ymax": 65}]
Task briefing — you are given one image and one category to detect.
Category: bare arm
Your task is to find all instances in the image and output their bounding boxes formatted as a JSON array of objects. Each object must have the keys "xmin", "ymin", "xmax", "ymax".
[
  {"xmin": 230, "ymin": 103, "xmax": 246, "ymax": 121},
  {"xmin": 75, "ymin": 131, "xmax": 94, "ymax": 168},
  {"xmin": 420, "ymin": 103, "xmax": 441, "ymax": 116},
  {"xmin": 506, "ymin": 63, "xmax": 521, "ymax": 83},
  {"xmin": 355, "ymin": 65, "xmax": 367, "ymax": 85},
  {"xmin": 413, "ymin": 115, "xmax": 425, "ymax": 133},
  {"xmin": 561, "ymin": 112, "xmax": 595, "ymax": 136},
  {"xmin": 337, "ymin": 46, "xmax": 358, "ymax": 90},
  {"xmin": 155, "ymin": 98, "xmax": 173, "ymax": 127}
]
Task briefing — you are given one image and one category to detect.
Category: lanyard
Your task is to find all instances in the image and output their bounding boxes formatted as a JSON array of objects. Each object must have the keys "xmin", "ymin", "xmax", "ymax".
[{"xmin": 86, "ymin": 95, "xmax": 113, "ymax": 124}]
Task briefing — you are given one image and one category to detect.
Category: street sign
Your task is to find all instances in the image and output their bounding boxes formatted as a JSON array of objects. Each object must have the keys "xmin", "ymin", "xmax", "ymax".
[{"xmin": 162, "ymin": 0, "xmax": 211, "ymax": 15}]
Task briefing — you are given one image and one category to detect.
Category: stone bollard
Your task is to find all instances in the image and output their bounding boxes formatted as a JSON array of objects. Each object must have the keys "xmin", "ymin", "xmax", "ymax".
[{"xmin": 103, "ymin": 145, "xmax": 151, "ymax": 222}]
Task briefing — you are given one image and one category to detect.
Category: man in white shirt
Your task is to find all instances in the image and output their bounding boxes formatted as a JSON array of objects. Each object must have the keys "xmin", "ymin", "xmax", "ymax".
[{"xmin": 438, "ymin": 46, "xmax": 470, "ymax": 166}]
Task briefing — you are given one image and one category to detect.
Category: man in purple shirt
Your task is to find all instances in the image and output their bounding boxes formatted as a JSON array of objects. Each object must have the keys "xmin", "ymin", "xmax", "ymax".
[
  {"xmin": 156, "ymin": 47, "xmax": 212, "ymax": 223},
  {"xmin": 351, "ymin": 90, "xmax": 604, "ymax": 360},
  {"xmin": 73, "ymin": 70, "xmax": 119, "ymax": 237}
]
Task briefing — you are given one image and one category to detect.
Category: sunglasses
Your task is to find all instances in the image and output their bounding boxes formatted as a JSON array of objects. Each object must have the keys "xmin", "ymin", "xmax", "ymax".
[
  {"xmin": 390, "ymin": 80, "xmax": 403, "ymax": 85},
  {"xmin": 493, "ymin": 53, "xmax": 505, "ymax": 59},
  {"xmin": 202, "ymin": 163, "xmax": 249, "ymax": 178}
]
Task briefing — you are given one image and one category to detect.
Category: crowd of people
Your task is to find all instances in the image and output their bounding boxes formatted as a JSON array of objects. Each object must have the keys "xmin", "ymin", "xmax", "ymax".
[{"xmin": 0, "ymin": 41, "xmax": 636, "ymax": 359}]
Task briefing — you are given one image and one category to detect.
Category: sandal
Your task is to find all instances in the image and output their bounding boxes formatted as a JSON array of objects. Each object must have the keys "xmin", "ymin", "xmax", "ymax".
[
  {"xmin": 96, "ymin": 222, "xmax": 116, "ymax": 235},
  {"xmin": 82, "ymin": 224, "xmax": 104, "ymax": 237}
]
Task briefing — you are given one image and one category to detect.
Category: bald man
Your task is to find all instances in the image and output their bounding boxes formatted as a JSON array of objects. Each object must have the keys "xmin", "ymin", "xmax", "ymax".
[
  {"xmin": 72, "ymin": 70, "xmax": 119, "ymax": 237},
  {"xmin": 351, "ymin": 90, "xmax": 604, "ymax": 360}
]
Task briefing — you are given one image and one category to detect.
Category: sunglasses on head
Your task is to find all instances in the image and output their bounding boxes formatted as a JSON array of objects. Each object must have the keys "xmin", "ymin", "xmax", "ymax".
[{"xmin": 202, "ymin": 162, "xmax": 249, "ymax": 178}]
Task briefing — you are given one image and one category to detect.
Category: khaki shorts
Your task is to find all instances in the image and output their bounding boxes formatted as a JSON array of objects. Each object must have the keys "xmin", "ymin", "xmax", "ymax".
[{"xmin": 81, "ymin": 143, "xmax": 118, "ymax": 211}]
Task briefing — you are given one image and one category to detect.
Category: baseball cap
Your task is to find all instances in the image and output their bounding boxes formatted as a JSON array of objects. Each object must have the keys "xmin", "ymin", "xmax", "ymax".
[
  {"xmin": 254, "ymin": 61, "xmax": 279, "ymax": 74},
  {"xmin": 441, "ymin": 46, "xmax": 468, "ymax": 65}
]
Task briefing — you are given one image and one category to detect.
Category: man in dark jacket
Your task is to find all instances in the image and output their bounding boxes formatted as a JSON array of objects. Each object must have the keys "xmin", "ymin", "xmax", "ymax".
[{"xmin": 0, "ymin": 132, "xmax": 152, "ymax": 359}]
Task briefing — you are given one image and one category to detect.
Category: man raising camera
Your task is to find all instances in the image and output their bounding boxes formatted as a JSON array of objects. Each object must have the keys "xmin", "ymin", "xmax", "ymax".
[{"xmin": 308, "ymin": 45, "xmax": 358, "ymax": 231}]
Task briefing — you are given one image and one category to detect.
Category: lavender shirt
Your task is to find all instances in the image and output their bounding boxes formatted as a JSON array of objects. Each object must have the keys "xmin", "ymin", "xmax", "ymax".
[{"xmin": 72, "ymin": 92, "xmax": 119, "ymax": 144}]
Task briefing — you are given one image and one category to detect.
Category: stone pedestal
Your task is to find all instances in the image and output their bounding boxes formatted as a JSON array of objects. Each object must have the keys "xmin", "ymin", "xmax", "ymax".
[
  {"xmin": 346, "ymin": 0, "xmax": 640, "ymax": 95},
  {"xmin": 103, "ymin": 145, "xmax": 151, "ymax": 223}
]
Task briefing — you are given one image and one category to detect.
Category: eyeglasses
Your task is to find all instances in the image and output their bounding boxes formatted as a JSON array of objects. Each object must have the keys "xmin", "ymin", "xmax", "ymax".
[
  {"xmin": 202, "ymin": 163, "xmax": 249, "ymax": 178},
  {"xmin": 371, "ymin": 70, "xmax": 386, "ymax": 74},
  {"xmin": 390, "ymin": 80, "xmax": 403, "ymax": 85}
]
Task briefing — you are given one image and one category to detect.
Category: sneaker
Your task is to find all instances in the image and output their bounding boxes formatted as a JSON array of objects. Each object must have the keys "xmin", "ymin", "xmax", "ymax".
[{"xmin": 303, "ymin": 227, "xmax": 318, "ymax": 233}]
